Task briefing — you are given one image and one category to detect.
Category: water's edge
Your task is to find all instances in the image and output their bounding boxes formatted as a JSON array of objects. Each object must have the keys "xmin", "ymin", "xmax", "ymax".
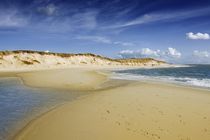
[
  {"xmin": 0, "ymin": 77, "xmax": 84, "ymax": 140},
  {"xmin": 111, "ymin": 65, "xmax": 210, "ymax": 90}
]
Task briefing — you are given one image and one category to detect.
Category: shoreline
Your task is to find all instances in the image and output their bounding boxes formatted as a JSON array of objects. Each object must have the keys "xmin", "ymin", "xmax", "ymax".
[
  {"xmin": 0, "ymin": 76, "xmax": 88, "ymax": 140},
  {"xmin": 110, "ymin": 72, "xmax": 210, "ymax": 92},
  {"xmin": 0, "ymin": 67, "xmax": 210, "ymax": 140}
]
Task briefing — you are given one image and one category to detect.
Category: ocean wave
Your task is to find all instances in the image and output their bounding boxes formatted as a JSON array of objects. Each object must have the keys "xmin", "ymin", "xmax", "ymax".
[{"xmin": 111, "ymin": 72, "xmax": 210, "ymax": 89}]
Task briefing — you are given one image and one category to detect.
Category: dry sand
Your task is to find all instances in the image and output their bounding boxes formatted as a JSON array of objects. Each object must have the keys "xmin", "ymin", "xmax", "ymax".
[{"xmin": 8, "ymin": 68, "xmax": 210, "ymax": 140}]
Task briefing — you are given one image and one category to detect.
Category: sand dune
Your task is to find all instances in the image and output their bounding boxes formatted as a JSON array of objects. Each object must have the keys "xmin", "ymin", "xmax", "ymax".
[{"xmin": 0, "ymin": 50, "xmax": 168, "ymax": 70}]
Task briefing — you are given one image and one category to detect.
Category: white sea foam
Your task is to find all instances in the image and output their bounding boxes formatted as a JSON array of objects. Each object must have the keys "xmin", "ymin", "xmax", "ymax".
[
  {"xmin": 185, "ymin": 78, "xmax": 210, "ymax": 88},
  {"xmin": 111, "ymin": 72, "xmax": 210, "ymax": 89}
]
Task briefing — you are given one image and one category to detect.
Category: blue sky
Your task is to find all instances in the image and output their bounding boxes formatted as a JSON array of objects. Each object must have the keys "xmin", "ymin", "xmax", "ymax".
[{"xmin": 0, "ymin": 0, "xmax": 210, "ymax": 63}]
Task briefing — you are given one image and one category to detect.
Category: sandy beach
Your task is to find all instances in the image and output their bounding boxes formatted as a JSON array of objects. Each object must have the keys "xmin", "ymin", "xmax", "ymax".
[
  {"xmin": 3, "ymin": 67, "xmax": 207, "ymax": 140},
  {"xmin": 1, "ymin": 0, "xmax": 210, "ymax": 139}
]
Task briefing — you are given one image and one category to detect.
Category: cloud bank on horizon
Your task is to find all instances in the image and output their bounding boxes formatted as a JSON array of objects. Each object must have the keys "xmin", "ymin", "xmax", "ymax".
[
  {"xmin": 0, "ymin": 0, "xmax": 210, "ymax": 64},
  {"xmin": 119, "ymin": 48, "xmax": 210, "ymax": 64},
  {"xmin": 119, "ymin": 48, "xmax": 181, "ymax": 59}
]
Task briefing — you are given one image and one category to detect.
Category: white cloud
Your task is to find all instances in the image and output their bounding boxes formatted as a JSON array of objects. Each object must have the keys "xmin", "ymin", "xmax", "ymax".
[
  {"xmin": 107, "ymin": 7, "xmax": 210, "ymax": 29},
  {"xmin": 111, "ymin": 14, "xmax": 151, "ymax": 28},
  {"xmin": 113, "ymin": 41, "xmax": 135, "ymax": 47},
  {"xmin": 186, "ymin": 32, "xmax": 210, "ymax": 40},
  {"xmin": 119, "ymin": 48, "xmax": 160, "ymax": 58},
  {"xmin": 188, "ymin": 50, "xmax": 210, "ymax": 64},
  {"xmin": 119, "ymin": 49, "xmax": 210, "ymax": 64},
  {"xmin": 119, "ymin": 47, "xmax": 182, "ymax": 62},
  {"xmin": 70, "ymin": 11, "xmax": 98, "ymax": 30},
  {"xmin": 118, "ymin": 50, "xmax": 137, "ymax": 58},
  {"xmin": 76, "ymin": 36, "xmax": 112, "ymax": 44},
  {"xmin": 44, "ymin": 50, "xmax": 50, "ymax": 53},
  {"xmin": 37, "ymin": 4, "xmax": 57, "ymax": 16},
  {"xmin": 34, "ymin": 10, "xmax": 98, "ymax": 33},
  {"xmin": 165, "ymin": 47, "xmax": 182, "ymax": 58},
  {"xmin": 0, "ymin": 3, "xmax": 98, "ymax": 32},
  {"xmin": 76, "ymin": 35, "xmax": 135, "ymax": 47},
  {"xmin": 0, "ymin": 9, "xmax": 28, "ymax": 28},
  {"xmin": 142, "ymin": 48, "xmax": 160, "ymax": 56},
  {"xmin": 193, "ymin": 50, "xmax": 209, "ymax": 58}
]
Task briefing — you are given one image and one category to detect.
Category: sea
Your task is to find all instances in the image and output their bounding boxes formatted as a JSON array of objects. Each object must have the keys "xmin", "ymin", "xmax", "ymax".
[
  {"xmin": 0, "ymin": 77, "xmax": 82, "ymax": 140},
  {"xmin": 112, "ymin": 64, "xmax": 210, "ymax": 89}
]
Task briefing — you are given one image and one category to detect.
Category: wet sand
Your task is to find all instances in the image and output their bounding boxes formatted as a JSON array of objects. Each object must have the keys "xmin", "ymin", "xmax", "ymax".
[{"xmin": 5, "ymin": 68, "xmax": 210, "ymax": 140}]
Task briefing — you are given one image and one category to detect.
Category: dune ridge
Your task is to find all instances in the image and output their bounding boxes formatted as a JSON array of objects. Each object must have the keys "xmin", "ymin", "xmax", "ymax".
[{"xmin": 0, "ymin": 50, "xmax": 168, "ymax": 70}]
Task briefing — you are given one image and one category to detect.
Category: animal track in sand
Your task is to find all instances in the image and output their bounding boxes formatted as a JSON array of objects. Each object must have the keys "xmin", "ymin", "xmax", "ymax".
[
  {"xmin": 115, "ymin": 121, "xmax": 121, "ymax": 126},
  {"xmin": 177, "ymin": 114, "xmax": 182, "ymax": 118},
  {"xmin": 179, "ymin": 119, "xmax": 186, "ymax": 125},
  {"xmin": 106, "ymin": 110, "xmax": 110, "ymax": 114},
  {"xmin": 158, "ymin": 110, "xmax": 164, "ymax": 115},
  {"xmin": 204, "ymin": 128, "xmax": 208, "ymax": 132},
  {"xmin": 179, "ymin": 137, "xmax": 191, "ymax": 140},
  {"xmin": 124, "ymin": 121, "xmax": 131, "ymax": 127},
  {"xmin": 139, "ymin": 129, "xmax": 161, "ymax": 139},
  {"xmin": 152, "ymin": 119, "xmax": 159, "ymax": 123},
  {"xmin": 156, "ymin": 127, "xmax": 171, "ymax": 136}
]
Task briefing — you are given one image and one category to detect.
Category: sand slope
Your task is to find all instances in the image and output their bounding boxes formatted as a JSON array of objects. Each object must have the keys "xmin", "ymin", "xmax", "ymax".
[{"xmin": 16, "ymin": 68, "xmax": 108, "ymax": 91}]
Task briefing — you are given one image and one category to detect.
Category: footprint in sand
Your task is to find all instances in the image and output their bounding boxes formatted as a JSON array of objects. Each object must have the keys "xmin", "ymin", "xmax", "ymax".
[
  {"xmin": 179, "ymin": 119, "xmax": 186, "ymax": 125},
  {"xmin": 106, "ymin": 110, "xmax": 110, "ymax": 114},
  {"xmin": 158, "ymin": 110, "xmax": 164, "ymax": 115},
  {"xmin": 177, "ymin": 114, "xmax": 182, "ymax": 118},
  {"xmin": 115, "ymin": 121, "xmax": 121, "ymax": 126}
]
